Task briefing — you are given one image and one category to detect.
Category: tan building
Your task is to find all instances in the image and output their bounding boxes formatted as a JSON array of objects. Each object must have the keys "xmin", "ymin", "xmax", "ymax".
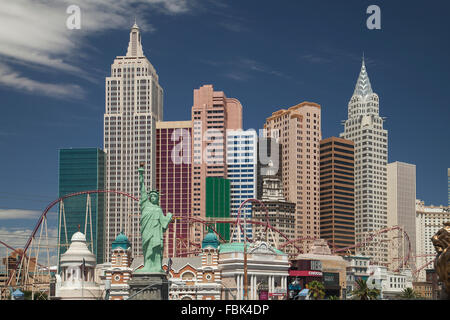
[
  {"xmin": 320, "ymin": 137, "xmax": 355, "ymax": 255},
  {"xmin": 295, "ymin": 239, "xmax": 348, "ymax": 298},
  {"xmin": 387, "ymin": 161, "xmax": 416, "ymax": 271},
  {"xmin": 413, "ymin": 281, "xmax": 433, "ymax": 299},
  {"xmin": 264, "ymin": 102, "xmax": 322, "ymax": 252},
  {"xmin": 415, "ymin": 200, "xmax": 450, "ymax": 281},
  {"xmin": 191, "ymin": 85, "xmax": 243, "ymax": 244}
]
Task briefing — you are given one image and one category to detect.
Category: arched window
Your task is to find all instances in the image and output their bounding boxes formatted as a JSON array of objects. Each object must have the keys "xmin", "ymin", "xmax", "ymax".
[
  {"xmin": 182, "ymin": 272, "xmax": 195, "ymax": 281},
  {"xmin": 207, "ymin": 253, "xmax": 212, "ymax": 265}
]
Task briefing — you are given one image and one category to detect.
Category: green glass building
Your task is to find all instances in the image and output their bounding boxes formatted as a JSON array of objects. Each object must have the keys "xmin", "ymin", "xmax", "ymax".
[
  {"xmin": 58, "ymin": 148, "xmax": 105, "ymax": 263},
  {"xmin": 205, "ymin": 177, "xmax": 231, "ymax": 241}
]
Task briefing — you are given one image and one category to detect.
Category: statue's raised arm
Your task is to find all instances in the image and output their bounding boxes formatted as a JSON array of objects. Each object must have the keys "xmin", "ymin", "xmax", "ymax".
[{"xmin": 138, "ymin": 163, "xmax": 148, "ymax": 208}]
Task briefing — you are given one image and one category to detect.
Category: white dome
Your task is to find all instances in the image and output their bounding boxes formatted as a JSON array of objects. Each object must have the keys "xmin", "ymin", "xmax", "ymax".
[
  {"xmin": 60, "ymin": 232, "xmax": 96, "ymax": 267},
  {"xmin": 71, "ymin": 231, "xmax": 86, "ymax": 242}
]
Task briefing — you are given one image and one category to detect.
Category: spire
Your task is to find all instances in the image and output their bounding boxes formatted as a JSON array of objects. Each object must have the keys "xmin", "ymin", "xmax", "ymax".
[
  {"xmin": 126, "ymin": 22, "xmax": 144, "ymax": 57},
  {"xmin": 353, "ymin": 55, "xmax": 373, "ymax": 97}
]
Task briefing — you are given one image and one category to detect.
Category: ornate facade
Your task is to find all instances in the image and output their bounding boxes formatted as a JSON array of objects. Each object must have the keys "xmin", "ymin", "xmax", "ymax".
[
  {"xmin": 163, "ymin": 231, "xmax": 221, "ymax": 300},
  {"xmin": 104, "ymin": 232, "xmax": 133, "ymax": 300},
  {"xmin": 104, "ymin": 23, "xmax": 163, "ymax": 260},
  {"xmin": 340, "ymin": 58, "xmax": 388, "ymax": 265},
  {"xmin": 55, "ymin": 232, "xmax": 102, "ymax": 300}
]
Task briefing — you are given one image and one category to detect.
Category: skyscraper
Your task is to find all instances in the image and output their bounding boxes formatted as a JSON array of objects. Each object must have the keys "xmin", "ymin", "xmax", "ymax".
[
  {"xmin": 156, "ymin": 120, "xmax": 192, "ymax": 258},
  {"xmin": 104, "ymin": 23, "xmax": 163, "ymax": 260},
  {"xmin": 58, "ymin": 148, "xmax": 105, "ymax": 263},
  {"xmin": 387, "ymin": 161, "xmax": 416, "ymax": 269},
  {"xmin": 191, "ymin": 85, "xmax": 242, "ymax": 244},
  {"xmin": 319, "ymin": 137, "xmax": 355, "ymax": 255},
  {"xmin": 340, "ymin": 58, "xmax": 388, "ymax": 265},
  {"xmin": 264, "ymin": 102, "xmax": 322, "ymax": 252},
  {"xmin": 226, "ymin": 129, "xmax": 257, "ymax": 241}
]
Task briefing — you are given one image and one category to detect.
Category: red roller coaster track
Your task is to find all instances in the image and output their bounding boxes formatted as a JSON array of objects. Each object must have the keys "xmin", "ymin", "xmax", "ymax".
[
  {"xmin": 6, "ymin": 190, "xmax": 138, "ymax": 287},
  {"xmin": 6, "ymin": 190, "xmax": 424, "ymax": 287}
]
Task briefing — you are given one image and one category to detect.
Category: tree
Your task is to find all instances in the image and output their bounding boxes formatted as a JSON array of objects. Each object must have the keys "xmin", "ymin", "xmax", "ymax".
[
  {"xmin": 400, "ymin": 288, "xmax": 419, "ymax": 300},
  {"xmin": 351, "ymin": 278, "xmax": 380, "ymax": 300},
  {"xmin": 306, "ymin": 281, "xmax": 325, "ymax": 300},
  {"xmin": 328, "ymin": 295, "xmax": 339, "ymax": 300}
]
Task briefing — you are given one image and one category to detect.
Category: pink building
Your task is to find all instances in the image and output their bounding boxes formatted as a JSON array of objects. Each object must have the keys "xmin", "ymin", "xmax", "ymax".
[
  {"xmin": 264, "ymin": 102, "xmax": 322, "ymax": 253},
  {"xmin": 191, "ymin": 85, "xmax": 242, "ymax": 244}
]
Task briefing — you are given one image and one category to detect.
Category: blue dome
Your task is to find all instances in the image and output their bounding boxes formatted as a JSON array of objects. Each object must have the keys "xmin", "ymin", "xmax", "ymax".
[
  {"xmin": 202, "ymin": 231, "xmax": 220, "ymax": 249},
  {"xmin": 112, "ymin": 232, "xmax": 131, "ymax": 250}
]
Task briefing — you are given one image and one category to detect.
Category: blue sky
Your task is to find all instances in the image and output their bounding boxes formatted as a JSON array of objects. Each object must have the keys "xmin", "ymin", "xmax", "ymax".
[{"xmin": 0, "ymin": 0, "xmax": 449, "ymax": 247}]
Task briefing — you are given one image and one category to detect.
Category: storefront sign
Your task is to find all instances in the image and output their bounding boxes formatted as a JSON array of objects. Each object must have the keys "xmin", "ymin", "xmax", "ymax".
[
  {"xmin": 289, "ymin": 270, "xmax": 323, "ymax": 277},
  {"xmin": 323, "ymin": 272, "xmax": 339, "ymax": 288}
]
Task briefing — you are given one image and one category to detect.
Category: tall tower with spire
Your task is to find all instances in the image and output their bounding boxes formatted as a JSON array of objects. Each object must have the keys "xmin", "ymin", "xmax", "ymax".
[
  {"xmin": 340, "ymin": 58, "xmax": 388, "ymax": 265},
  {"xmin": 104, "ymin": 23, "xmax": 163, "ymax": 261}
]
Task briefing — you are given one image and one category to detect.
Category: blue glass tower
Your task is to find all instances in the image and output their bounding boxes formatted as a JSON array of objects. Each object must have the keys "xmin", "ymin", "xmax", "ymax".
[{"xmin": 58, "ymin": 148, "xmax": 105, "ymax": 263}]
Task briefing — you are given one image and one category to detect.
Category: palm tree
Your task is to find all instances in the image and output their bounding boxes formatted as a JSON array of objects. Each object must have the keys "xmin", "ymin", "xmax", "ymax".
[
  {"xmin": 306, "ymin": 281, "xmax": 325, "ymax": 300},
  {"xmin": 400, "ymin": 288, "xmax": 419, "ymax": 300},
  {"xmin": 351, "ymin": 278, "xmax": 380, "ymax": 300}
]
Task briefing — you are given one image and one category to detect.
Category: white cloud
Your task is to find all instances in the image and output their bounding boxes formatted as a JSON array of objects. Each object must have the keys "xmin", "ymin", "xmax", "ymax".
[
  {"xmin": 0, "ymin": 0, "xmax": 197, "ymax": 99},
  {"xmin": 0, "ymin": 209, "xmax": 42, "ymax": 220},
  {"xmin": 0, "ymin": 63, "xmax": 85, "ymax": 99}
]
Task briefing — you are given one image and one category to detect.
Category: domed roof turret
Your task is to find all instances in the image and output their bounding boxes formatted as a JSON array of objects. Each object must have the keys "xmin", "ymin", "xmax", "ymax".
[
  {"xmin": 60, "ymin": 231, "xmax": 96, "ymax": 267},
  {"xmin": 112, "ymin": 231, "xmax": 131, "ymax": 250},
  {"xmin": 202, "ymin": 231, "xmax": 220, "ymax": 249},
  {"xmin": 71, "ymin": 231, "xmax": 86, "ymax": 242}
]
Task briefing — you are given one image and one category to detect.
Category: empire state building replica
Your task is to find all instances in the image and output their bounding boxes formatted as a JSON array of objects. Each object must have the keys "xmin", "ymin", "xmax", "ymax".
[
  {"xmin": 340, "ymin": 58, "xmax": 388, "ymax": 265},
  {"xmin": 104, "ymin": 23, "xmax": 163, "ymax": 261}
]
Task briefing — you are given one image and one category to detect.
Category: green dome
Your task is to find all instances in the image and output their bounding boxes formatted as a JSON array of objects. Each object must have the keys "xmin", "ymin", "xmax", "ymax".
[
  {"xmin": 112, "ymin": 232, "xmax": 131, "ymax": 250},
  {"xmin": 202, "ymin": 231, "xmax": 220, "ymax": 249}
]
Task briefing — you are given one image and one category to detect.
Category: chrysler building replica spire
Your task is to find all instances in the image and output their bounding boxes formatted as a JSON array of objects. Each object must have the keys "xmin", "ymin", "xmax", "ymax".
[
  {"xmin": 104, "ymin": 23, "xmax": 164, "ymax": 261},
  {"xmin": 340, "ymin": 57, "xmax": 388, "ymax": 265}
]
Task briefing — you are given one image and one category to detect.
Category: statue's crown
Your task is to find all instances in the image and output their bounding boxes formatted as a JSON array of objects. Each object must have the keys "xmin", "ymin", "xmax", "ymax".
[{"xmin": 148, "ymin": 190, "xmax": 159, "ymax": 196}]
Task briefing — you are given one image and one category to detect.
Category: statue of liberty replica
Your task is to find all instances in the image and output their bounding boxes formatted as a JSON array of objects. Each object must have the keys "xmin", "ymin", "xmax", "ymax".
[{"xmin": 128, "ymin": 163, "xmax": 172, "ymax": 300}]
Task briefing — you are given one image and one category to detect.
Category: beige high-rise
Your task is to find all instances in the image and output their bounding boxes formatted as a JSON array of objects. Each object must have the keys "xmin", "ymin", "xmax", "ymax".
[
  {"xmin": 387, "ymin": 161, "xmax": 416, "ymax": 270},
  {"xmin": 191, "ymin": 85, "xmax": 242, "ymax": 244},
  {"xmin": 264, "ymin": 102, "xmax": 322, "ymax": 253},
  {"xmin": 104, "ymin": 24, "xmax": 163, "ymax": 261}
]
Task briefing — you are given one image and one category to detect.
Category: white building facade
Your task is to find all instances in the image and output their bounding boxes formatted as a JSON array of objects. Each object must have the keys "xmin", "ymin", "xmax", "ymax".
[
  {"xmin": 367, "ymin": 265, "xmax": 413, "ymax": 299},
  {"xmin": 415, "ymin": 200, "xmax": 450, "ymax": 281},
  {"xmin": 55, "ymin": 232, "xmax": 103, "ymax": 300},
  {"xmin": 340, "ymin": 59, "xmax": 388, "ymax": 265},
  {"xmin": 104, "ymin": 23, "xmax": 163, "ymax": 260},
  {"xmin": 343, "ymin": 255, "xmax": 370, "ymax": 294},
  {"xmin": 226, "ymin": 129, "xmax": 258, "ymax": 241},
  {"xmin": 219, "ymin": 240, "xmax": 290, "ymax": 300}
]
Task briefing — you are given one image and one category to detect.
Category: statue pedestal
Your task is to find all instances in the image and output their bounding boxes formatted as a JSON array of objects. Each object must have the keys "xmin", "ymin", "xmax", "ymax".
[{"xmin": 128, "ymin": 272, "xmax": 169, "ymax": 300}]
